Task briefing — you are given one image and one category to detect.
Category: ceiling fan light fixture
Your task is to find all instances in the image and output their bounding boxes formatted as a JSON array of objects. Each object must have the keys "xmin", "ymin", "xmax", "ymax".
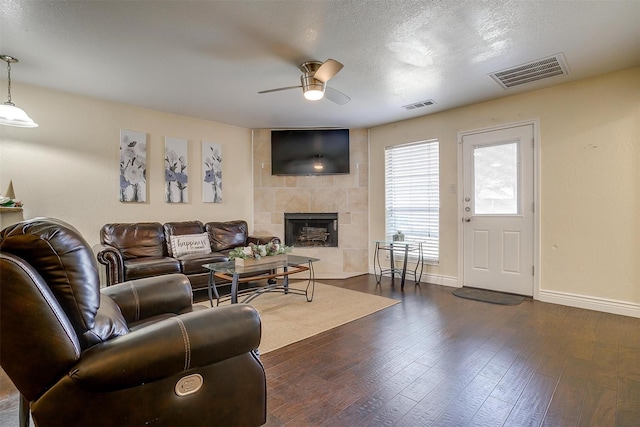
[
  {"xmin": 0, "ymin": 54, "xmax": 38, "ymax": 128},
  {"xmin": 303, "ymin": 88, "xmax": 324, "ymax": 101},
  {"xmin": 301, "ymin": 75, "xmax": 326, "ymax": 101}
]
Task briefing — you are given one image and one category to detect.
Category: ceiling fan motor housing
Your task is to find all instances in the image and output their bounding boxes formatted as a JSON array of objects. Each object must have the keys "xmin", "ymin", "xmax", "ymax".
[{"xmin": 300, "ymin": 61, "xmax": 326, "ymax": 95}]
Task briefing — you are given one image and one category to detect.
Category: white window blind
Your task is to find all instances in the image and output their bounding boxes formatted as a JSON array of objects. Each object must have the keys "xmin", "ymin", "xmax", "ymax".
[{"xmin": 385, "ymin": 140, "xmax": 439, "ymax": 263}]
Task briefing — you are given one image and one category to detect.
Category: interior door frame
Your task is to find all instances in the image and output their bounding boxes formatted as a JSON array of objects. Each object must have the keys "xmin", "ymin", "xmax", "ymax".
[{"xmin": 457, "ymin": 119, "xmax": 541, "ymax": 300}]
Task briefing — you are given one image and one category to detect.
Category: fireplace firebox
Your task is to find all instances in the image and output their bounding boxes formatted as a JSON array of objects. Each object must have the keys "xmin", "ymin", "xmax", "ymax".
[{"xmin": 284, "ymin": 213, "xmax": 338, "ymax": 247}]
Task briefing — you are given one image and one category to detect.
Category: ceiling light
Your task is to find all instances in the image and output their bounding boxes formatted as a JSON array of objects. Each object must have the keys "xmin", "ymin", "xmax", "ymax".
[
  {"xmin": 301, "ymin": 73, "xmax": 325, "ymax": 101},
  {"xmin": 304, "ymin": 88, "xmax": 324, "ymax": 101},
  {"xmin": 0, "ymin": 55, "xmax": 38, "ymax": 128}
]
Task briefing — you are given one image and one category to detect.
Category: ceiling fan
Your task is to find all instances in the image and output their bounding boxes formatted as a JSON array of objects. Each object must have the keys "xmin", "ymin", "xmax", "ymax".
[{"xmin": 258, "ymin": 59, "xmax": 350, "ymax": 105}]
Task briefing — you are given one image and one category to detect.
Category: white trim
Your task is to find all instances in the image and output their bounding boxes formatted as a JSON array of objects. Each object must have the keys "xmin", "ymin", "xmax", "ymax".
[
  {"xmin": 539, "ymin": 289, "xmax": 640, "ymax": 318},
  {"xmin": 368, "ymin": 265, "xmax": 457, "ymax": 288},
  {"xmin": 457, "ymin": 119, "xmax": 541, "ymax": 297},
  {"xmin": 420, "ymin": 273, "xmax": 459, "ymax": 288}
]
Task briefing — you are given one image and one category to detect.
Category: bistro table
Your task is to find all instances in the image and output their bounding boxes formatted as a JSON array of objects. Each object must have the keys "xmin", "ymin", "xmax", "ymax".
[
  {"xmin": 373, "ymin": 240, "xmax": 424, "ymax": 289},
  {"xmin": 203, "ymin": 255, "xmax": 319, "ymax": 306}
]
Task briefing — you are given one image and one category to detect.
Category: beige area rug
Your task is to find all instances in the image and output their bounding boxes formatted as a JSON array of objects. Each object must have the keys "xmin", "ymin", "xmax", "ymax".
[{"xmin": 196, "ymin": 283, "xmax": 399, "ymax": 354}]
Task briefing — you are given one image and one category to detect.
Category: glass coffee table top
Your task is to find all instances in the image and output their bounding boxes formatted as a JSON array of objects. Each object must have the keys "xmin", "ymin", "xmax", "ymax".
[
  {"xmin": 203, "ymin": 255, "xmax": 319, "ymax": 305},
  {"xmin": 203, "ymin": 254, "xmax": 319, "ymax": 275}
]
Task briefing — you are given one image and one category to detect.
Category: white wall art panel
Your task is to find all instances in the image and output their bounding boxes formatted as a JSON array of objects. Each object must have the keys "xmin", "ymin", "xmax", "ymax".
[
  {"xmin": 164, "ymin": 137, "xmax": 188, "ymax": 203},
  {"xmin": 202, "ymin": 141, "xmax": 222, "ymax": 203},
  {"xmin": 119, "ymin": 129, "xmax": 147, "ymax": 202}
]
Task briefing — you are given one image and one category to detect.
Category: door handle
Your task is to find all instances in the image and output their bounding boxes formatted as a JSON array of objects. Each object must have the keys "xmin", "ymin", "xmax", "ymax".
[{"xmin": 464, "ymin": 217, "xmax": 471, "ymax": 222}]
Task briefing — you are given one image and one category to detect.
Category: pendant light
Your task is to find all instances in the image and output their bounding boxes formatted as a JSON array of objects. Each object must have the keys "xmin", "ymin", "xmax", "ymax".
[{"xmin": 0, "ymin": 55, "xmax": 38, "ymax": 128}]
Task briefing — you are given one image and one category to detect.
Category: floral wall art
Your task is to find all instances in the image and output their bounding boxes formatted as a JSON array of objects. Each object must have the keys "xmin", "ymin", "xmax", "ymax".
[
  {"xmin": 119, "ymin": 129, "xmax": 147, "ymax": 202},
  {"xmin": 202, "ymin": 141, "xmax": 222, "ymax": 203},
  {"xmin": 164, "ymin": 137, "xmax": 188, "ymax": 203}
]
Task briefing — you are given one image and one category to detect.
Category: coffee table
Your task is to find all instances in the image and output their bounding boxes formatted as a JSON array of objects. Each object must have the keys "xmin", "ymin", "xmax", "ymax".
[{"xmin": 203, "ymin": 255, "xmax": 319, "ymax": 306}]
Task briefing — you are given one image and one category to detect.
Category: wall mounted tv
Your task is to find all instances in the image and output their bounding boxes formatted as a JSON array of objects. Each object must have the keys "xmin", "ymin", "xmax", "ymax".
[{"xmin": 271, "ymin": 129, "xmax": 350, "ymax": 176}]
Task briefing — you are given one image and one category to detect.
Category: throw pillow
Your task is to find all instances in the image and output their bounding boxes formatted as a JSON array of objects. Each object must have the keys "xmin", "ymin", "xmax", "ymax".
[{"xmin": 170, "ymin": 233, "xmax": 212, "ymax": 258}]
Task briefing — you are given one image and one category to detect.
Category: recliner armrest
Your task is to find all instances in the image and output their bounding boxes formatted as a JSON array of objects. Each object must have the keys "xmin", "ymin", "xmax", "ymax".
[
  {"xmin": 69, "ymin": 305, "xmax": 261, "ymax": 392},
  {"xmin": 101, "ymin": 274, "xmax": 193, "ymax": 323}
]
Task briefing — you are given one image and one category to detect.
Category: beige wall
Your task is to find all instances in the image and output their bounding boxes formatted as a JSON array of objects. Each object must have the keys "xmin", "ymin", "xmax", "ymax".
[
  {"xmin": 2, "ymin": 68, "xmax": 637, "ymax": 314},
  {"xmin": 370, "ymin": 67, "xmax": 640, "ymax": 309},
  {"xmin": 252, "ymin": 128, "xmax": 369, "ymax": 278},
  {"xmin": 0, "ymin": 83, "xmax": 254, "ymax": 245}
]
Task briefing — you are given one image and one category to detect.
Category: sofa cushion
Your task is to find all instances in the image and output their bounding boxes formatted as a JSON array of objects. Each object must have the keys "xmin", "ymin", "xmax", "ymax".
[
  {"xmin": 124, "ymin": 257, "xmax": 181, "ymax": 280},
  {"xmin": 101, "ymin": 223, "xmax": 165, "ymax": 259},
  {"xmin": 206, "ymin": 220, "xmax": 248, "ymax": 252},
  {"xmin": 178, "ymin": 252, "xmax": 228, "ymax": 275},
  {"xmin": 163, "ymin": 221, "xmax": 205, "ymax": 257},
  {"xmin": 169, "ymin": 233, "xmax": 211, "ymax": 257}
]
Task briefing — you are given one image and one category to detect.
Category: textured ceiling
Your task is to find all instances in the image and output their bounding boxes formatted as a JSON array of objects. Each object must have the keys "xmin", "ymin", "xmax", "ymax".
[{"xmin": 1, "ymin": 0, "xmax": 639, "ymax": 129}]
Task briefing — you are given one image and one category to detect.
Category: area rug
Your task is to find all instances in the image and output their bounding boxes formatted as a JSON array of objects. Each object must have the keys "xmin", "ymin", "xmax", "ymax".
[
  {"xmin": 196, "ymin": 283, "xmax": 399, "ymax": 354},
  {"xmin": 452, "ymin": 287, "xmax": 525, "ymax": 305}
]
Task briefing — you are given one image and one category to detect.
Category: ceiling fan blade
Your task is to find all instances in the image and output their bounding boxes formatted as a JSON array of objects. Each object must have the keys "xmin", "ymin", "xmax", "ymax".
[
  {"xmin": 258, "ymin": 85, "xmax": 301, "ymax": 94},
  {"xmin": 324, "ymin": 86, "xmax": 351, "ymax": 105},
  {"xmin": 313, "ymin": 59, "xmax": 343, "ymax": 83}
]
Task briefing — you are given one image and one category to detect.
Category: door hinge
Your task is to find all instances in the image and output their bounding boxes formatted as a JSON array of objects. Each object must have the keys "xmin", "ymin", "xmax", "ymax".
[{"xmin": 532, "ymin": 266, "xmax": 535, "ymax": 276}]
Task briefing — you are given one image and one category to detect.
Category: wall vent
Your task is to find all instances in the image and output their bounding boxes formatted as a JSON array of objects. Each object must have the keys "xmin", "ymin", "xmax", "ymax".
[
  {"xmin": 490, "ymin": 53, "xmax": 569, "ymax": 89},
  {"xmin": 403, "ymin": 99, "xmax": 436, "ymax": 110}
]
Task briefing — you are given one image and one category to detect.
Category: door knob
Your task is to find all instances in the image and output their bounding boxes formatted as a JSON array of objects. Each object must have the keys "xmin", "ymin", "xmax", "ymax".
[{"xmin": 464, "ymin": 217, "xmax": 471, "ymax": 222}]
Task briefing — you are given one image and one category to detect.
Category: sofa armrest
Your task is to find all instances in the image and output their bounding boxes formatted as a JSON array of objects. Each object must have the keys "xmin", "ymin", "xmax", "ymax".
[
  {"xmin": 94, "ymin": 244, "xmax": 124, "ymax": 286},
  {"xmin": 101, "ymin": 274, "xmax": 193, "ymax": 323},
  {"xmin": 247, "ymin": 235, "xmax": 281, "ymax": 245},
  {"xmin": 69, "ymin": 305, "xmax": 261, "ymax": 392}
]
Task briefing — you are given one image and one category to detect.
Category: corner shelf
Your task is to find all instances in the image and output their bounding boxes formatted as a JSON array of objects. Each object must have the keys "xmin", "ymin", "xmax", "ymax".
[{"xmin": 0, "ymin": 207, "xmax": 23, "ymax": 213}]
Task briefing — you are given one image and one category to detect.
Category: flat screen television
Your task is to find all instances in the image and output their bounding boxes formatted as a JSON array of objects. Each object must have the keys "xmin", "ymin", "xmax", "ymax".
[{"xmin": 271, "ymin": 129, "xmax": 350, "ymax": 176}]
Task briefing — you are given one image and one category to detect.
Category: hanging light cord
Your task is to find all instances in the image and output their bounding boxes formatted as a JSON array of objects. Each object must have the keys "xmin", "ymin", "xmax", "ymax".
[{"xmin": 5, "ymin": 58, "xmax": 13, "ymax": 105}]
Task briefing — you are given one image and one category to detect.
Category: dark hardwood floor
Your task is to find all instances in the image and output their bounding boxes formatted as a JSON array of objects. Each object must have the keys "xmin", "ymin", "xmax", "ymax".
[
  {"xmin": 1, "ymin": 274, "xmax": 638, "ymax": 426},
  {"xmin": 260, "ymin": 275, "xmax": 639, "ymax": 426}
]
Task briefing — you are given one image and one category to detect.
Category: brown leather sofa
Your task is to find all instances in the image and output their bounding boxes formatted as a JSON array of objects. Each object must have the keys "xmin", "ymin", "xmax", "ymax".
[
  {"xmin": 96, "ymin": 220, "xmax": 279, "ymax": 290},
  {"xmin": 0, "ymin": 217, "xmax": 267, "ymax": 427}
]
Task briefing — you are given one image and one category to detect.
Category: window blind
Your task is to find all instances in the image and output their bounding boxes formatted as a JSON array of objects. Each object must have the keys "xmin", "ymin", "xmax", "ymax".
[{"xmin": 385, "ymin": 140, "xmax": 439, "ymax": 263}]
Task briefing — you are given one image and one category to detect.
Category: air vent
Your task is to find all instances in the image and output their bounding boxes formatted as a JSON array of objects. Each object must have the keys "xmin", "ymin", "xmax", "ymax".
[
  {"xmin": 490, "ymin": 53, "xmax": 569, "ymax": 89},
  {"xmin": 403, "ymin": 99, "xmax": 436, "ymax": 110}
]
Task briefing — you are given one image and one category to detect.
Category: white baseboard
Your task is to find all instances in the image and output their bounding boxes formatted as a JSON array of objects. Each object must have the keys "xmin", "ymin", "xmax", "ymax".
[
  {"xmin": 420, "ymin": 273, "xmax": 459, "ymax": 288},
  {"xmin": 538, "ymin": 289, "xmax": 640, "ymax": 318},
  {"xmin": 368, "ymin": 266, "xmax": 458, "ymax": 288}
]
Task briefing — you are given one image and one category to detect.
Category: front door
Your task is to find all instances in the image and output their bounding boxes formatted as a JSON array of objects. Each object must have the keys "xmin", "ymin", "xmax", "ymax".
[{"xmin": 461, "ymin": 124, "xmax": 535, "ymax": 296}]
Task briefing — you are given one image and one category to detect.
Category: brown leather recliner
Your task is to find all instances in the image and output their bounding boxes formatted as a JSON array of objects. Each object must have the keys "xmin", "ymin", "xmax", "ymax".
[{"xmin": 0, "ymin": 218, "xmax": 267, "ymax": 427}]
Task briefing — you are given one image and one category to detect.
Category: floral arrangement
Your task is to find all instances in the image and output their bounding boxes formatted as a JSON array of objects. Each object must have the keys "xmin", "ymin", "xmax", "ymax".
[
  {"xmin": 0, "ymin": 196, "xmax": 22, "ymax": 208},
  {"xmin": 228, "ymin": 242, "xmax": 292, "ymax": 260}
]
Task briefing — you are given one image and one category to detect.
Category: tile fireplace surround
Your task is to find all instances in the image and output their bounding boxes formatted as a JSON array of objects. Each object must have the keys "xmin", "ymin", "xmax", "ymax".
[{"xmin": 252, "ymin": 129, "xmax": 369, "ymax": 279}]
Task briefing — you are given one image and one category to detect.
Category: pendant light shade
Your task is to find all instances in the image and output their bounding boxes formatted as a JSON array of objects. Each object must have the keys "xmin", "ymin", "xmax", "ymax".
[{"xmin": 0, "ymin": 55, "xmax": 38, "ymax": 128}]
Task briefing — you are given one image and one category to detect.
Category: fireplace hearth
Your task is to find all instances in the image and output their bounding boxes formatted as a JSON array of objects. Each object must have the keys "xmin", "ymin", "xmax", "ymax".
[{"xmin": 284, "ymin": 213, "xmax": 338, "ymax": 247}]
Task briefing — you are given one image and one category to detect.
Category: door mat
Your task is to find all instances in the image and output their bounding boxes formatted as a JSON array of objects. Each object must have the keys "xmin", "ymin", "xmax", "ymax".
[{"xmin": 452, "ymin": 287, "xmax": 526, "ymax": 305}]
